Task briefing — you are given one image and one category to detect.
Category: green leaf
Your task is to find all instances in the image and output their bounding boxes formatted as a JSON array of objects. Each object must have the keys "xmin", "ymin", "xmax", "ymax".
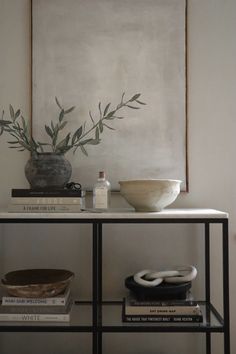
[
  {"xmin": 15, "ymin": 109, "xmax": 21, "ymax": 119},
  {"xmin": 7, "ymin": 141, "xmax": 19, "ymax": 144},
  {"xmin": 72, "ymin": 126, "xmax": 83, "ymax": 145},
  {"xmin": 64, "ymin": 106, "xmax": 75, "ymax": 114},
  {"xmin": 103, "ymin": 123, "xmax": 115, "ymax": 130},
  {"xmin": 121, "ymin": 92, "xmax": 125, "ymax": 102},
  {"xmin": 21, "ymin": 116, "xmax": 27, "ymax": 131},
  {"xmin": 106, "ymin": 110, "xmax": 116, "ymax": 118},
  {"xmin": 89, "ymin": 111, "xmax": 95, "ymax": 125},
  {"xmin": 99, "ymin": 120, "xmax": 103, "ymax": 133},
  {"xmin": 136, "ymin": 99, "xmax": 146, "ymax": 105},
  {"xmin": 0, "ymin": 120, "xmax": 12, "ymax": 125},
  {"xmin": 98, "ymin": 102, "xmax": 102, "ymax": 117},
  {"xmin": 54, "ymin": 123, "xmax": 59, "ymax": 133},
  {"xmin": 18, "ymin": 140, "xmax": 31, "ymax": 150},
  {"xmin": 126, "ymin": 105, "xmax": 140, "ymax": 109},
  {"xmin": 79, "ymin": 138, "xmax": 93, "ymax": 145},
  {"xmin": 59, "ymin": 121, "xmax": 67, "ymax": 130},
  {"xmin": 45, "ymin": 125, "xmax": 53, "ymax": 138},
  {"xmin": 51, "ymin": 121, "xmax": 55, "ymax": 131},
  {"xmin": 80, "ymin": 145, "xmax": 88, "ymax": 156},
  {"xmin": 59, "ymin": 109, "xmax": 64, "ymax": 122},
  {"xmin": 103, "ymin": 103, "xmax": 111, "ymax": 116},
  {"xmin": 52, "ymin": 134, "xmax": 58, "ymax": 147},
  {"xmin": 9, "ymin": 105, "xmax": 14, "ymax": 119},
  {"xmin": 95, "ymin": 126, "xmax": 99, "ymax": 140},
  {"xmin": 31, "ymin": 137, "xmax": 39, "ymax": 149},
  {"xmin": 88, "ymin": 139, "xmax": 100, "ymax": 145},
  {"xmin": 55, "ymin": 133, "xmax": 70, "ymax": 151},
  {"xmin": 55, "ymin": 97, "xmax": 62, "ymax": 109},
  {"xmin": 129, "ymin": 93, "xmax": 141, "ymax": 102}
]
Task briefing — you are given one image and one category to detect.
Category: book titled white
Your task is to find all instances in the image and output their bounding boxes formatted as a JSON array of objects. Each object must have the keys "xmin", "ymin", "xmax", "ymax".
[
  {"xmin": 0, "ymin": 312, "xmax": 70, "ymax": 322},
  {"xmin": 8, "ymin": 204, "xmax": 83, "ymax": 213},
  {"xmin": 11, "ymin": 197, "xmax": 85, "ymax": 205},
  {"xmin": 2, "ymin": 287, "xmax": 71, "ymax": 306}
]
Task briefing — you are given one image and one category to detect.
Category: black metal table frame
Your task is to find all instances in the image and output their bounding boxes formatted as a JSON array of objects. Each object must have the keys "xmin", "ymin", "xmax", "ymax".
[{"xmin": 0, "ymin": 216, "xmax": 230, "ymax": 354}]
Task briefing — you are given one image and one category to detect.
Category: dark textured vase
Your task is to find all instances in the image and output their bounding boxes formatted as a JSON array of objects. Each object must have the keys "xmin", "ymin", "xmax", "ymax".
[{"xmin": 25, "ymin": 153, "xmax": 72, "ymax": 189}]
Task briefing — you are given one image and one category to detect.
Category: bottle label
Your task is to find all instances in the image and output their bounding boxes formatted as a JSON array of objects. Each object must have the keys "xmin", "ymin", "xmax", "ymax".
[{"xmin": 94, "ymin": 188, "xmax": 108, "ymax": 209}]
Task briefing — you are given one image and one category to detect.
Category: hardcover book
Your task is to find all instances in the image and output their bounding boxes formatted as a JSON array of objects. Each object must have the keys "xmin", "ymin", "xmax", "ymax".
[
  {"xmin": 122, "ymin": 314, "xmax": 203, "ymax": 323},
  {"xmin": 124, "ymin": 300, "xmax": 202, "ymax": 316},
  {"xmin": 0, "ymin": 300, "xmax": 72, "ymax": 314},
  {"xmin": 11, "ymin": 189, "xmax": 86, "ymax": 198},
  {"xmin": 0, "ymin": 311, "xmax": 71, "ymax": 322},
  {"xmin": 0, "ymin": 300, "xmax": 73, "ymax": 322},
  {"xmin": 8, "ymin": 204, "xmax": 83, "ymax": 213},
  {"xmin": 11, "ymin": 197, "xmax": 85, "ymax": 205},
  {"xmin": 124, "ymin": 295, "xmax": 202, "ymax": 316},
  {"xmin": 126, "ymin": 292, "xmax": 195, "ymax": 307}
]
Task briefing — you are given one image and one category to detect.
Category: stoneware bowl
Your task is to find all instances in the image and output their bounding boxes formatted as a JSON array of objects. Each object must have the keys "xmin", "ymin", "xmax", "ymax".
[
  {"xmin": 119, "ymin": 179, "xmax": 182, "ymax": 212},
  {"xmin": 1, "ymin": 269, "xmax": 74, "ymax": 298}
]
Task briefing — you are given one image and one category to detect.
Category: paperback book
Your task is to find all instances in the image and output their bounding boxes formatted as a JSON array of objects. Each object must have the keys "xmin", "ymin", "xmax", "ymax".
[{"xmin": 1, "ymin": 287, "xmax": 71, "ymax": 306}]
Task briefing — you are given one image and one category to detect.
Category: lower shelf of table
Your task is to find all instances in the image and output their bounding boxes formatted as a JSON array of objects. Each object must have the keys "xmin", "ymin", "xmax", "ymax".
[{"xmin": 0, "ymin": 301, "xmax": 224, "ymax": 333}]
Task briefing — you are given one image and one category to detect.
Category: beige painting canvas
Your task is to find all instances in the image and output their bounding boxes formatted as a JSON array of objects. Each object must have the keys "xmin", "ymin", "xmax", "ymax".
[{"xmin": 32, "ymin": 0, "xmax": 187, "ymax": 191}]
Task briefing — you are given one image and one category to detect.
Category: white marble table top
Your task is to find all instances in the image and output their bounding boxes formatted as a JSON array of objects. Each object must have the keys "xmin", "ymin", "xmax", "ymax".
[{"xmin": 0, "ymin": 208, "xmax": 228, "ymax": 220}]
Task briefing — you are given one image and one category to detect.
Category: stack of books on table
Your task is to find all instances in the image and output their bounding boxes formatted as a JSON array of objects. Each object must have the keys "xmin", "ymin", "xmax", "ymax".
[
  {"xmin": 8, "ymin": 188, "xmax": 86, "ymax": 213},
  {"xmin": 0, "ymin": 287, "xmax": 72, "ymax": 322},
  {"xmin": 122, "ymin": 294, "xmax": 203, "ymax": 323}
]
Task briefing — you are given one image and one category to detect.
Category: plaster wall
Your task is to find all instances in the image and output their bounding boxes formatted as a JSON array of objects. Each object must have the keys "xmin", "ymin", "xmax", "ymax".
[{"xmin": 0, "ymin": 0, "xmax": 235, "ymax": 353}]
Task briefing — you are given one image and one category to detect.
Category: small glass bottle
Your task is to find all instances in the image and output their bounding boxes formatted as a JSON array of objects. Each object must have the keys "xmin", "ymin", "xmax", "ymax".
[{"xmin": 93, "ymin": 171, "xmax": 111, "ymax": 210}]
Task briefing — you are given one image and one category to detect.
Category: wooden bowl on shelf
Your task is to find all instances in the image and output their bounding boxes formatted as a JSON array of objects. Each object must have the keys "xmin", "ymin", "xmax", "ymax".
[{"xmin": 1, "ymin": 269, "xmax": 74, "ymax": 298}]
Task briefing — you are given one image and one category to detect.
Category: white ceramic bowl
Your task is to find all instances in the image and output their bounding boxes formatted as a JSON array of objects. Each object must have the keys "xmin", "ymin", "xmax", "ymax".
[{"xmin": 119, "ymin": 179, "xmax": 182, "ymax": 212}]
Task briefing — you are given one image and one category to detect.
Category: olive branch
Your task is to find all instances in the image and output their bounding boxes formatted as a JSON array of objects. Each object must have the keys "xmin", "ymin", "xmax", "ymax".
[{"xmin": 0, "ymin": 93, "xmax": 146, "ymax": 156}]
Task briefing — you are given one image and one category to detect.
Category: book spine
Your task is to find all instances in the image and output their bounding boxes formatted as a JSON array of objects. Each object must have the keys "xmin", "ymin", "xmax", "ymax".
[
  {"xmin": 11, "ymin": 189, "xmax": 85, "ymax": 197},
  {"xmin": 8, "ymin": 204, "xmax": 83, "ymax": 213},
  {"xmin": 2, "ymin": 292, "xmax": 70, "ymax": 306},
  {"xmin": 124, "ymin": 306, "xmax": 201, "ymax": 316},
  {"xmin": 122, "ymin": 315, "xmax": 203, "ymax": 323},
  {"xmin": 11, "ymin": 197, "xmax": 84, "ymax": 205},
  {"xmin": 0, "ymin": 313, "xmax": 70, "ymax": 322},
  {"xmin": 127, "ymin": 299, "xmax": 196, "ymax": 307},
  {"xmin": 0, "ymin": 304, "xmax": 71, "ymax": 314}
]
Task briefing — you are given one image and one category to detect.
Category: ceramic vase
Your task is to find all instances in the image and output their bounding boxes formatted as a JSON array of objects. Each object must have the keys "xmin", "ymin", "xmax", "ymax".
[{"xmin": 25, "ymin": 152, "xmax": 72, "ymax": 189}]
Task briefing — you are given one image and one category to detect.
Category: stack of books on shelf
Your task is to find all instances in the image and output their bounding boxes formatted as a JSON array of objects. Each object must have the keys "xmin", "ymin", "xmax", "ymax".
[
  {"xmin": 8, "ymin": 188, "xmax": 86, "ymax": 213},
  {"xmin": 0, "ymin": 286, "xmax": 72, "ymax": 322},
  {"xmin": 122, "ymin": 293, "xmax": 203, "ymax": 323}
]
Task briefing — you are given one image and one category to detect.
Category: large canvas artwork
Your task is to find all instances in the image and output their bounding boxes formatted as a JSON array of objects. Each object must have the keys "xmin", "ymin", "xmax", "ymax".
[{"xmin": 32, "ymin": 0, "xmax": 187, "ymax": 191}]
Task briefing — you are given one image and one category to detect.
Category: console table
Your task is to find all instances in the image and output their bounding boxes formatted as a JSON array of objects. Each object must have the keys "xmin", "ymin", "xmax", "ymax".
[{"xmin": 0, "ymin": 208, "xmax": 230, "ymax": 354}]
